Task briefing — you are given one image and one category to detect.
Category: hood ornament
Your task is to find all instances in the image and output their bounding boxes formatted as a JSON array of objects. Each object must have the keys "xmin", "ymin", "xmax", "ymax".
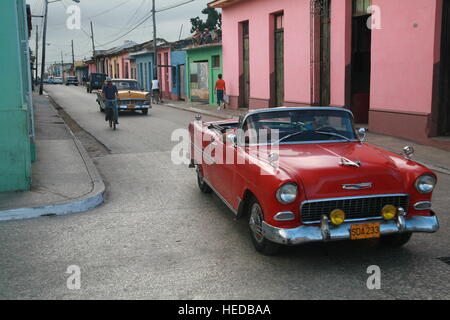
[
  {"xmin": 340, "ymin": 157, "xmax": 361, "ymax": 168},
  {"xmin": 342, "ymin": 183, "xmax": 373, "ymax": 190}
]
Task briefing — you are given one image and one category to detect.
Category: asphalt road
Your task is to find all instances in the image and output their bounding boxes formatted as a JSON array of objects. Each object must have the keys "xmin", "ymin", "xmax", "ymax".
[{"xmin": 0, "ymin": 84, "xmax": 449, "ymax": 299}]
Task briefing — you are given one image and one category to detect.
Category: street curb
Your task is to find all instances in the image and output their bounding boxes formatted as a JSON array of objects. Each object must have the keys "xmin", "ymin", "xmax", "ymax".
[
  {"xmin": 0, "ymin": 94, "xmax": 106, "ymax": 222},
  {"xmin": 163, "ymin": 103, "xmax": 234, "ymax": 120}
]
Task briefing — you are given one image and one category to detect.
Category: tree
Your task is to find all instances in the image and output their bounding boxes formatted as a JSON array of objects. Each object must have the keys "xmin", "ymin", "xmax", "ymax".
[{"xmin": 190, "ymin": 7, "xmax": 222, "ymax": 33}]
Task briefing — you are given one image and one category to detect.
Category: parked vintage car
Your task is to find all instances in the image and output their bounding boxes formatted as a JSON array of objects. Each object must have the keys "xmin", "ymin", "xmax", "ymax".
[
  {"xmin": 52, "ymin": 77, "xmax": 63, "ymax": 84},
  {"xmin": 65, "ymin": 76, "xmax": 79, "ymax": 86},
  {"xmin": 87, "ymin": 73, "xmax": 107, "ymax": 93},
  {"xmin": 189, "ymin": 107, "xmax": 439, "ymax": 255},
  {"xmin": 96, "ymin": 79, "xmax": 152, "ymax": 115}
]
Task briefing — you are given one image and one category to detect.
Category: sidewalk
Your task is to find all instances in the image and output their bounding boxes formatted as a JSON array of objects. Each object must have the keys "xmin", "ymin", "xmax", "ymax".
[
  {"xmin": 163, "ymin": 100, "xmax": 450, "ymax": 175},
  {"xmin": 0, "ymin": 93, "xmax": 105, "ymax": 221}
]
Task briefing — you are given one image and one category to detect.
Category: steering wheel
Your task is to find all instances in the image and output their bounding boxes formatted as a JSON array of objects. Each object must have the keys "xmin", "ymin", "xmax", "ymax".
[{"xmin": 316, "ymin": 126, "xmax": 339, "ymax": 133}]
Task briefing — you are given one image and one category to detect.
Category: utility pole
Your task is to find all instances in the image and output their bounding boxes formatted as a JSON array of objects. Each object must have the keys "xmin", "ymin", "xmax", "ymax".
[
  {"xmin": 152, "ymin": 0, "xmax": 157, "ymax": 81},
  {"xmin": 39, "ymin": 0, "xmax": 48, "ymax": 95},
  {"xmin": 61, "ymin": 51, "xmax": 64, "ymax": 81},
  {"xmin": 90, "ymin": 21, "xmax": 96, "ymax": 55},
  {"xmin": 71, "ymin": 40, "xmax": 75, "ymax": 74},
  {"xmin": 35, "ymin": 25, "xmax": 39, "ymax": 84}
]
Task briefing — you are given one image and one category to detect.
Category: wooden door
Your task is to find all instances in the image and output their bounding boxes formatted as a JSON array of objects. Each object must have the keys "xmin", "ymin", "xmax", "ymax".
[
  {"xmin": 242, "ymin": 22, "xmax": 250, "ymax": 108},
  {"xmin": 275, "ymin": 14, "xmax": 284, "ymax": 107},
  {"xmin": 439, "ymin": 0, "xmax": 450, "ymax": 136},
  {"xmin": 351, "ymin": 0, "xmax": 372, "ymax": 123},
  {"xmin": 320, "ymin": 1, "xmax": 331, "ymax": 106},
  {"xmin": 179, "ymin": 64, "xmax": 186, "ymax": 100}
]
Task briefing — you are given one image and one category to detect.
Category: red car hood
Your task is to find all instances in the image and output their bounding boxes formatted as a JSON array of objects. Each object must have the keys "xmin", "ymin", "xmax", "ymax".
[{"xmin": 268, "ymin": 142, "xmax": 406, "ymax": 200}]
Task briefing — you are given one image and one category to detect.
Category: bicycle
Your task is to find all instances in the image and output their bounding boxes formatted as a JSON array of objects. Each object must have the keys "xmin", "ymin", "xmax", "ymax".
[{"xmin": 105, "ymin": 100, "xmax": 118, "ymax": 130}]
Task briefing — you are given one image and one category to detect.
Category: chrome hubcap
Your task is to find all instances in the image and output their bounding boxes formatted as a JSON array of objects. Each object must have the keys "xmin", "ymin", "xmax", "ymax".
[{"xmin": 249, "ymin": 203, "xmax": 264, "ymax": 243}]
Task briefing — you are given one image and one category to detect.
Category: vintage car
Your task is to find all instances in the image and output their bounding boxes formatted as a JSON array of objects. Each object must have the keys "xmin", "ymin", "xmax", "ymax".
[
  {"xmin": 52, "ymin": 77, "xmax": 63, "ymax": 85},
  {"xmin": 189, "ymin": 107, "xmax": 439, "ymax": 255},
  {"xmin": 87, "ymin": 73, "xmax": 107, "ymax": 93},
  {"xmin": 96, "ymin": 79, "xmax": 152, "ymax": 115},
  {"xmin": 65, "ymin": 76, "xmax": 79, "ymax": 86}
]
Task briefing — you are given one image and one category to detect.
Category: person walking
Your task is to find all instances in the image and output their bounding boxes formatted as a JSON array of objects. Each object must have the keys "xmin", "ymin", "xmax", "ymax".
[
  {"xmin": 215, "ymin": 74, "xmax": 226, "ymax": 109},
  {"xmin": 151, "ymin": 77, "xmax": 161, "ymax": 104},
  {"xmin": 102, "ymin": 78, "xmax": 119, "ymax": 124}
]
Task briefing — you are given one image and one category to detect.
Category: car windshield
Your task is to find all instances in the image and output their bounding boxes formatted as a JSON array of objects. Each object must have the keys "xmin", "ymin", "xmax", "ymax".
[
  {"xmin": 91, "ymin": 74, "xmax": 106, "ymax": 81},
  {"xmin": 113, "ymin": 81, "xmax": 140, "ymax": 90},
  {"xmin": 241, "ymin": 109, "xmax": 357, "ymax": 145}
]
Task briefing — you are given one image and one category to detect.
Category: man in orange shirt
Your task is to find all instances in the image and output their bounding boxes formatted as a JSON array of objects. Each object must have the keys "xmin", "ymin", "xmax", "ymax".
[{"xmin": 215, "ymin": 74, "xmax": 226, "ymax": 108}]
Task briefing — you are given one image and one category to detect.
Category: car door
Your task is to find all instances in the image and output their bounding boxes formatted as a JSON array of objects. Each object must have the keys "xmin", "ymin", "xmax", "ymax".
[{"xmin": 207, "ymin": 132, "xmax": 237, "ymax": 207}]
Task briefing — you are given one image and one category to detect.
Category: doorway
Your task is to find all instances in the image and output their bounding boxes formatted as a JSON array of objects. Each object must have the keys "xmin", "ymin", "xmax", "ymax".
[
  {"xmin": 351, "ymin": 0, "xmax": 372, "ymax": 124},
  {"xmin": 242, "ymin": 21, "xmax": 250, "ymax": 108},
  {"xmin": 438, "ymin": 0, "xmax": 450, "ymax": 136},
  {"xmin": 320, "ymin": 1, "xmax": 331, "ymax": 106},
  {"xmin": 179, "ymin": 64, "xmax": 186, "ymax": 101},
  {"xmin": 274, "ymin": 13, "xmax": 285, "ymax": 107},
  {"xmin": 190, "ymin": 61, "xmax": 209, "ymax": 103}
]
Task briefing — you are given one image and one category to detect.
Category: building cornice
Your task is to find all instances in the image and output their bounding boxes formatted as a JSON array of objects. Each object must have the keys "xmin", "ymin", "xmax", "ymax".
[{"xmin": 208, "ymin": 0, "xmax": 247, "ymax": 9}]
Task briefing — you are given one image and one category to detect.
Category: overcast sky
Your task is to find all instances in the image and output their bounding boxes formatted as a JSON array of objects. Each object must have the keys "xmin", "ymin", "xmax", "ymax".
[{"xmin": 26, "ymin": 0, "xmax": 214, "ymax": 72}]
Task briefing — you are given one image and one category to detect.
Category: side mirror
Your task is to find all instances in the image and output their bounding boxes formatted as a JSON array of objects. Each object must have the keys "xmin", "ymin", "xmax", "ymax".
[
  {"xmin": 358, "ymin": 128, "xmax": 366, "ymax": 142},
  {"xmin": 227, "ymin": 134, "xmax": 237, "ymax": 147}
]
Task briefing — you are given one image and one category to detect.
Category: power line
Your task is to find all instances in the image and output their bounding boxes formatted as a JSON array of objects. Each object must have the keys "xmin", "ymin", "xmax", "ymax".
[
  {"xmin": 156, "ymin": 0, "xmax": 195, "ymax": 13},
  {"xmin": 96, "ymin": 11, "xmax": 154, "ymax": 47},
  {"xmin": 82, "ymin": 0, "xmax": 131, "ymax": 21}
]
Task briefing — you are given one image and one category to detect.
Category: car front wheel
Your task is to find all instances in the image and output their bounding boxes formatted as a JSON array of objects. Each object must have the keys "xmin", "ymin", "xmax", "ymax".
[
  {"xmin": 379, "ymin": 232, "xmax": 412, "ymax": 247},
  {"xmin": 196, "ymin": 167, "xmax": 212, "ymax": 194},
  {"xmin": 248, "ymin": 198, "xmax": 280, "ymax": 255}
]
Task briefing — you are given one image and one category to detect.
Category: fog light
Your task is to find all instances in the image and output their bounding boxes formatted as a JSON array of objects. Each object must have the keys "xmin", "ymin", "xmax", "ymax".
[
  {"xmin": 330, "ymin": 209, "xmax": 346, "ymax": 225},
  {"xmin": 382, "ymin": 205, "xmax": 397, "ymax": 220}
]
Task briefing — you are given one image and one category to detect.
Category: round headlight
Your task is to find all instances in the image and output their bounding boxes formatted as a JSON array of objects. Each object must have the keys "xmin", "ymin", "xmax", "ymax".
[
  {"xmin": 415, "ymin": 174, "xmax": 436, "ymax": 194},
  {"xmin": 276, "ymin": 183, "xmax": 298, "ymax": 204}
]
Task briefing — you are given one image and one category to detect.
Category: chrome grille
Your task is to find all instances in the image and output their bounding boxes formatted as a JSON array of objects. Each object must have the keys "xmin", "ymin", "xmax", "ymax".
[
  {"xmin": 301, "ymin": 195, "xmax": 409, "ymax": 224},
  {"xmin": 118, "ymin": 99, "xmax": 145, "ymax": 105}
]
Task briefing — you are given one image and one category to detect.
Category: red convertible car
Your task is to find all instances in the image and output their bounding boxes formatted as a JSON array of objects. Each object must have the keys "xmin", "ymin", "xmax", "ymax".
[{"xmin": 189, "ymin": 107, "xmax": 439, "ymax": 255}]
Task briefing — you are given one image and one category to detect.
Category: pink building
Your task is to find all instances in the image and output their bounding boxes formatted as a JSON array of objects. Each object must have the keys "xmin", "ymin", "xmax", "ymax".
[
  {"xmin": 210, "ymin": 0, "xmax": 450, "ymax": 149},
  {"xmin": 157, "ymin": 46, "xmax": 172, "ymax": 99},
  {"xmin": 86, "ymin": 59, "xmax": 96, "ymax": 74}
]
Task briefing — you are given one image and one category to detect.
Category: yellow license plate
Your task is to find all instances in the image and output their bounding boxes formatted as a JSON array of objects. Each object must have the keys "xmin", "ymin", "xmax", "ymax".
[
  {"xmin": 127, "ymin": 104, "xmax": 135, "ymax": 109},
  {"xmin": 350, "ymin": 222, "xmax": 381, "ymax": 240}
]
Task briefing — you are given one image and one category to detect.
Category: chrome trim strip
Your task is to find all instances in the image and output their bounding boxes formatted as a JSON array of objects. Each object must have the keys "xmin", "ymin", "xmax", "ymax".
[
  {"xmin": 302, "ymin": 216, "xmax": 384, "ymax": 225},
  {"xmin": 243, "ymin": 140, "xmax": 359, "ymax": 147},
  {"xmin": 302, "ymin": 193, "xmax": 409, "ymax": 204},
  {"xmin": 262, "ymin": 214, "xmax": 439, "ymax": 246},
  {"xmin": 191, "ymin": 142, "xmax": 216, "ymax": 165},
  {"xmin": 203, "ymin": 177, "xmax": 238, "ymax": 216},
  {"xmin": 413, "ymin": 201, "xmax": 432, "ymax": 211}
]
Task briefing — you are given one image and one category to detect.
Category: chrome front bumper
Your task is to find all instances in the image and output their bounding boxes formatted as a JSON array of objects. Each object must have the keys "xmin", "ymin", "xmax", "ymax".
[{"xmin": 262, "ymin": 212, "xmax": 439, "ymax": 246}]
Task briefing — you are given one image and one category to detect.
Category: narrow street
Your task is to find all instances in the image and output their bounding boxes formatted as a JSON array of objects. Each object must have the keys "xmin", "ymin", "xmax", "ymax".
[{"xmin": 0, "ymin": 85, "xmax": 449, "ymax": 299}]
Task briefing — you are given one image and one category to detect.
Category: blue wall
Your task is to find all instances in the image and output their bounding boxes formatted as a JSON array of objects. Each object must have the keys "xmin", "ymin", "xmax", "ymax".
[
  {"xmin": 170, "ymin": 50, "xmax": 187, "ymax": 98},
  {"xmin": 134, "ymin": 52, "xmax": 154, "ymax": 91}
]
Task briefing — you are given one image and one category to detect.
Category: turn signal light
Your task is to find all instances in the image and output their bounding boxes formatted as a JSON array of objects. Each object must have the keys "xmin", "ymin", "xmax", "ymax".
[
  {"xmin": 382, "ymin": 205, "xmax": 397, "ymax": 220},
  {"xmin": 330, "ymin": 209, "xmax": 346, "ymax": 226}
]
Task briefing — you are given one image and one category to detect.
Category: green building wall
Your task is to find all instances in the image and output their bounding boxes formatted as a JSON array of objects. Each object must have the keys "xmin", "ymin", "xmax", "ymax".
[
  {"xmin": 186, "ymin": 45, "xmax": 223, "ymax": 106},
  {"xmin": 0, "ymin": 0, "xmax": 34, "ymax": 192}
]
